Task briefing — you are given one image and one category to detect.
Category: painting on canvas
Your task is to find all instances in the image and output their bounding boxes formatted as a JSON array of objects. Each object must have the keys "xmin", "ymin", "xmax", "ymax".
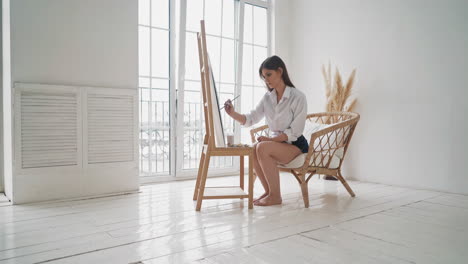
[{"xmin": 207, "ymin": 56, "xmax": 226, "ymax": 148}]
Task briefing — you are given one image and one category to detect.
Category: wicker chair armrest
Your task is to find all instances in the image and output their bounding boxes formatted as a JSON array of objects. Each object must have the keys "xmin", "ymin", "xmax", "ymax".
[
  {"xmin": 250, "ymin": 125, "xmax": 270, "ymax": 143},
  {"xmin": 308, "ymin": 115, "xmax": 358, "ymax": 144},
  {"xmin": 302, "ymin": 116, "xmax": 359, "ymax": 168}
]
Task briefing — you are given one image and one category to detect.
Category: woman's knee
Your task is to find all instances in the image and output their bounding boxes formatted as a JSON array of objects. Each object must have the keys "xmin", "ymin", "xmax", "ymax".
[
  {"xmin": 253, "ymin": 142, "xmax": 260, "ymax": 151},
  {"xmin": 255, "ymin": 142, "xmax": 265, "ymax": 156},
  {"xmin": 253, "ymin": 142, "xmax": 261, "ymax": 157},
  {"xmin": 256, "ymin": 141, "xmax": 274, "ymax": 157}
]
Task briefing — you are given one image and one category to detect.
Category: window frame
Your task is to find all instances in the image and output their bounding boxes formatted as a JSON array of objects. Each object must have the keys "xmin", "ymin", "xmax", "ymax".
[
  {"xmin": 176, "ymin": 0, "xmax": 241, "ymax": 177},
  {"xmin": 140, "ymin": 0, "xmax": 272, "ymax": 181},
  {"xmin": 237, "ymin": 0, "xmax": 271, "ymax": 145},
  {"xmin": 139, "ymin": 0, "xmax": 177, "ymax": 183}
]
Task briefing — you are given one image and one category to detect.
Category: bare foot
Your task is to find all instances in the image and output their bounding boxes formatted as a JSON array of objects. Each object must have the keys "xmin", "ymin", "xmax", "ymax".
[
  {"xmin": 254, "ymin": 195, "xmax": 282, "ymax": 206},
  {"xmin": 254, "ymin": 192, "xmax": 269, "ymax": 203}
]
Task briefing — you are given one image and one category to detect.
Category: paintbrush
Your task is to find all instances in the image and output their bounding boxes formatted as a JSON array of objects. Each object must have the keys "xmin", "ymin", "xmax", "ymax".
[{"xmin": 219, "ymin": 95, "xmax": 240, "ymax": 110}]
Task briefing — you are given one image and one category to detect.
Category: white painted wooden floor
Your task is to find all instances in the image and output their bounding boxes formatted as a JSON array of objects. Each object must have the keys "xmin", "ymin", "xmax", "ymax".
[
  {"xmin": 1, "ymin": 174, "xmax": 467, "ymax": 264},
  {"xmin": 0, "ymin": 194, "xmax": 9, "ymax": 207}
]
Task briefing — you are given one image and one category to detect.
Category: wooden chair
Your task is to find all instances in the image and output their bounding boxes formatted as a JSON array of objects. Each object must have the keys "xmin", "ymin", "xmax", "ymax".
[{"xmin": 250, "ymin": 112, "xmax": 360, "ymax": 208}]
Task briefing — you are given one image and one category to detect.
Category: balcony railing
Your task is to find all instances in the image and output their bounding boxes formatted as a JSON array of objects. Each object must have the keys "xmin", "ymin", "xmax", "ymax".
[{"xmin": 139, "ymin": 101, "xmax": 234, "ymax": 176}]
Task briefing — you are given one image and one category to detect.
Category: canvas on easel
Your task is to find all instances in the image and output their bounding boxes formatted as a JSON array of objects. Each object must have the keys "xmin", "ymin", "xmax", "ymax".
[
  {"xmin": 207, "ymin": 56, "xmax": 225, "ymax": 147},
  {"xmin": 192, "ymin": 20, "xmax": 254, "ymax": 211}
]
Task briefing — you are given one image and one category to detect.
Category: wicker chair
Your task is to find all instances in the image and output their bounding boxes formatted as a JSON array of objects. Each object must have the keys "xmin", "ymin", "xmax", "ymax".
[{"xmin": 250, "ymin": 112, "xmax": 360, "ymax": 208}]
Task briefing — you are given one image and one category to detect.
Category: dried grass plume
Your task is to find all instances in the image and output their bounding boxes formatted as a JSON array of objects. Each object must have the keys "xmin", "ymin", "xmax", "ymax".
[{"xmin": 322, "ymin": 62, "xmax": 357, "ymax": 113}]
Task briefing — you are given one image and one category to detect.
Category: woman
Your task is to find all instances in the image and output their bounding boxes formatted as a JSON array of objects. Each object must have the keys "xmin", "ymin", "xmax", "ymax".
[{"xmin": 224, "ymin": 55, "xmax": 308, "ymax": 206}]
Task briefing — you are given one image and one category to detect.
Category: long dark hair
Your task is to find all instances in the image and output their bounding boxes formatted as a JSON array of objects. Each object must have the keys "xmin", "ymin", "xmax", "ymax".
[{"xmin": 258, "ymin": 55, "xmax": 295, "ymax": 91}]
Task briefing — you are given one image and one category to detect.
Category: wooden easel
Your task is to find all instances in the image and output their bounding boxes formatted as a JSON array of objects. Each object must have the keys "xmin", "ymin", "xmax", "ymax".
[{"xmin": 193, "ymin": 20, "xmax": 254, "ymax": 211}]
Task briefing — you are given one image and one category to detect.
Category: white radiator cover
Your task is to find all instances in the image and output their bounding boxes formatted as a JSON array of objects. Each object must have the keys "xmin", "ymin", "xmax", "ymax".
[
  {"xmin": 20, "ymin": 90, "xmax": 79, "ymax": 168},
  {"xmin": 14, "ymin": 83, "xmax": 139, "ymax": 203}
]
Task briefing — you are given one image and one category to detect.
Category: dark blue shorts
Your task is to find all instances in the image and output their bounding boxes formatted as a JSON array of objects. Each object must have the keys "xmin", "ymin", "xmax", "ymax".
[{"xmin": 291, "ymin": 135, "xmax": 309, "ymax": 153}]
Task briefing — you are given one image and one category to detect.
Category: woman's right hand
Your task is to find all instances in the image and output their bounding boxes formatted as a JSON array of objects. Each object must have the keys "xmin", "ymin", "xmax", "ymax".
[{"xmin": 224, "ymin": 99, "xmax": 234, "ymax": 116}]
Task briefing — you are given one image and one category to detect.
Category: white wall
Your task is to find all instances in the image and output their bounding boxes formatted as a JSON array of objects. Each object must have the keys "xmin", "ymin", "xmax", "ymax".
[
  {"xmin": 272, "ymin": 0, "xmax": 290, "ymax": 64},
  {"xmin": 8, "ymin": 0, "xmax": 138, "ymax": 203},
  {"xmin": 285, "ymin": 0, "xmax": 468, "ymax": 194},
  {"xmin": 11, "ymin": 0, "xmax": 137, "ymax": 88}
]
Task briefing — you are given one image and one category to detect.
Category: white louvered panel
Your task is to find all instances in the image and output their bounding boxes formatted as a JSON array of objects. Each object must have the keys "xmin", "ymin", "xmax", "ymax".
[
  {"xmin": 20, "ymin": 92, "xmax": 78, "ymax": 168},
  {"xmin": 87, "ymin": 94, "xmax": 134, "ymax": 164}
]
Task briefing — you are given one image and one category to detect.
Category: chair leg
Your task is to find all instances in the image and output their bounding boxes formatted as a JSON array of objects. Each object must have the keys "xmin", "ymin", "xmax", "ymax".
[
  {"xmin": 296, "ymin": 173, "xmax": 309, "ymax": 208},
  {"xmin": 291, "ymin": 170, "xmax": 302, "ymax": 185},
  {"xmin": 336, "ymin": 170, "xmax": 355, "ymax": 197},
  {"xmin": 196, "ymin": 154, "xmax": 211, "ymax": 211},
  {"xmin": 300, "ymin": 181, "xmax": 309, "ymax": 208},
  {"xmin": 193, "ymin": 152, "xmax": 205, "ymax": 200},
  {"xmin": 306, "ymin": 172, "xmax": 316, "ymax": 183}
]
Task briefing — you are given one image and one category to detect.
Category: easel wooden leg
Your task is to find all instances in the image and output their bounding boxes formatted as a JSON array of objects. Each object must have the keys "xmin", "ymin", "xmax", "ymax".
[
  {"xmin": 240, "ymin": 155, "xmax": 244, "ymax": 191},
  {"xmin": 248, "ymin": 154, "xmax": 254, "ymax": 209},
  {"xmin": 193, "ymin": 152, "xmax": 206, "ymax": 200},
  {"xmin": 196, "ymin": 154, "xmax": 211, "ymax": 211}
]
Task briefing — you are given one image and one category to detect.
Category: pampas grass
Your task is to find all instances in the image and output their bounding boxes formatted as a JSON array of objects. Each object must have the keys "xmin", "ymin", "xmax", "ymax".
[
  {"xmin": 322, "ymin": 62, "xmax": 357, "ymax": 113},
  {"xmin": 322, "ymin": 64, "xmax": 358, "ymax": 180}
]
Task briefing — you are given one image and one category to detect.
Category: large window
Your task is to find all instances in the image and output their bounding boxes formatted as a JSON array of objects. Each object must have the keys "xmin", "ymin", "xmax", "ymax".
[
  {"xmin": 138, "ymin": 0, "xmax": 270, "ymax": 179},
  {"xmin": 138, "ymin": 0, "xmax": 171, "ymax": 176},
  {"xmin": 180, "ymin": 0, "xmax": 237, "ymax": 171},
  {"xmin": 240, "ymin": 3, "xmax": 269, "ymax": 143}
]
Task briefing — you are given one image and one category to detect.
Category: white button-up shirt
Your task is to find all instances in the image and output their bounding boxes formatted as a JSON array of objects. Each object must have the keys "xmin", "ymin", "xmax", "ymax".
[{"xmin": 243, "ymin": 86, "xmax": 308, "ymax": 143}]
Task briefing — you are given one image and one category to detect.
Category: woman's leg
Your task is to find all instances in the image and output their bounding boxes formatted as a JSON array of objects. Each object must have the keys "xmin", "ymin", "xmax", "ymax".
[
  {"xmin": 255, "ymin": 142, "xmax": 302, "ymax": 206},
  {"xmin": 252, "ymin": 142, "xmax": 270, "ymax": 202}
]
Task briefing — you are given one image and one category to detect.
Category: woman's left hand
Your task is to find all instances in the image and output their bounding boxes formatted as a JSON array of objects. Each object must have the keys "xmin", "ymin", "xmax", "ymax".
[{"xmin": 257, "ymin": 136, "xmax": 271, "ymax": 142}]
